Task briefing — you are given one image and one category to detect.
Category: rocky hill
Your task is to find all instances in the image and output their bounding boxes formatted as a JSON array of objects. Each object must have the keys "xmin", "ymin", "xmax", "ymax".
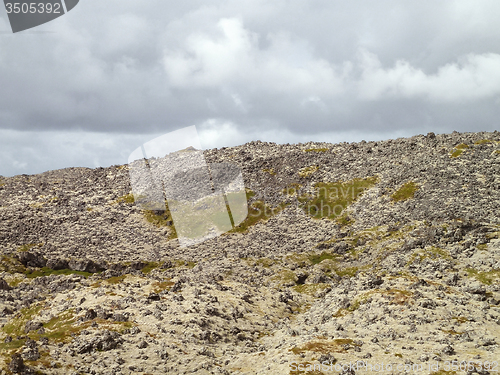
[{"xmin": 0, "ymin": 131, "xmax": 499, "ymax": 374}]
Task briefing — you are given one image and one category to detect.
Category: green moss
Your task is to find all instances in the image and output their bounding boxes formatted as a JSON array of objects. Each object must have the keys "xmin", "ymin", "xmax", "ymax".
[
  {"xmin": 465, "ymin": 268, "xmax": 500, "ymax": 285},
  {"xmin": 394, "ymin": 353, "xmax": 403, "ymax": 358},
  {"xmin": 41, "ymin": 309, "xmax": 77, "ymax": 342},
  {"xmin": 272, "ymin": 270, "xmax": 299, "ymax": 287},
  {"xmin": 333, "ymin": 299, "xmax": 362, "ymax": 317},
  {"xmin": 1, "ymin": 303, "xmax": 44, "ymax": 337},
  {"xmin": 474, "ymin": 139, "xmax": 492, "ymax": 145},
  {"xmin": 151, "ymin": 280, "xmax": 175, "ymax": 293},
  {"xmin": 105, "ymin": 275, "xmax": 127, "ymax": 284},
  {"xmin": 406, "ymin": 247, "xmax": 452, "ymax": 267},
  {"xmin": 333, "ymin": 289, "xmax": 412, "ymax": 317},
  {"xmin": 299, "ymin": 176, "xmax": 378, "ymax": 220},
  {"xmin": 392, "ymin": 181, "xmax": 418, "ymax": 202},
  {"xmin": 282, "ymin": 183, "xmax": 302, "ymax": 196},
  {"xmin": 25, "ymin": 268, "xmax": 93, "ymax": 279},
  {"xmin": 298, "ymin": 165, "xmax": 319, "ymax": 178},
  {"xmin": 229, "ymin": 200, "xmax": 287, "ymax": 234},
  {"xmin": 144, "ymin": 209, "xmax": 170, "ymax": 227},
  {"xmin": 336, "ymin": 213, "xmax": 355, "ymax": 227},
  {"xmin": 0, "ymin": 255, "xmax": 27, "ymax": 274},
  {"xmin": 476, "ymin": 243, "xmax": 488, "ymax": 251},
  {"xmin": 115, "ymin": 193, "xmax": 135, "ymax": 204},
  {"xmin": 41, "ymin": 310, "xmax": 133, "ymax": 344},
  {"xmin": 450, "ymin": 143, "xmax": 469, "ymax": 158},
  {"xmin": 495, "ymin": 150, "xmax": 500, "ymax": 155},
  {"xmin": 304, "ymin": 148, "xmax": 329, "ymax": 153},
  {"xmin": 308, "ymin": 252, "xmax": 339, "ymax": 265},
  {"xmin": 381, "ymin": 289, "xmax": 412, "ymax": 304},
  {"xmin": 252, "ymin": 258, "xmax": 275, "ymax": 268},
  {"xmin": 141, "ymin": 262, "xmax": 160, "ymax": 274},
  {"xmin": 143, "ymin": 204, "xmax": 177, "ymax": 240},
  {"xmin": 451, "ymin": 316, "xmax": 468, "ymax": 324},
  {"xmin": 334, "ymin": 266, "xmax": 360, "ymax": 278},
  {"xmin": 17, "ymin": 243, "xmax": 43, "ymax": 252},
  {"xmin": 262, "ymin": 168, "xmax": 276, "ymax": 176},
  {"xmin": 0, "ymin": 338, "xmax": 25, "ymax": 352}
]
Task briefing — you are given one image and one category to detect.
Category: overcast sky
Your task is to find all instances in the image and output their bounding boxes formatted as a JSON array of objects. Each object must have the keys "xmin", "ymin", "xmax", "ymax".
[{"xmin": 1, "ymin": 0, "xmax": 500, "ymax": 176}]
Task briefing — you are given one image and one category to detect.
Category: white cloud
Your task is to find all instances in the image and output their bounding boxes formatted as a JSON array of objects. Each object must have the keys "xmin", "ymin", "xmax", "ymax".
[
  {"xmin": 357, "ymin": 49, "xmax": 500, "ymax": 102},
  {"xmin": 162, "ymin": 18, "xmax": 344, "ymax": 96}
]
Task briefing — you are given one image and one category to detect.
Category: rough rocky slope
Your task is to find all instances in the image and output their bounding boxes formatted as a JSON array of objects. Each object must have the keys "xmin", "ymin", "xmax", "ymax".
[{"xmin": 0, "ymin": 131, "xmax": 499, "ymax": 374}]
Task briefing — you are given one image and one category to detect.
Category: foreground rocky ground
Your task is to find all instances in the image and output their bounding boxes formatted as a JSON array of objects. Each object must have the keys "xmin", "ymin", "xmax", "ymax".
[{"xmin": 0, "ymin": 131, "xmax": 499, "ymax": 374}]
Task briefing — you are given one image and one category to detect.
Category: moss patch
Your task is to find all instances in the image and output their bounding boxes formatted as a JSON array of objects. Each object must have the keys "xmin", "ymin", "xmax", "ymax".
[
  {"xmin": 0, "ymin": 255, "xmax": 27, "ymax": 274},
  {"xmin": 392, "ymin": 181, "xmax": 418, "ymax": 202},
  {"xmin": 282, "ymin": 183, "xmax": 302, "ymax": 196},
  {"xmin": 105, "ymin": 275, "xmax": 127, "ymax": 285},
  {"xmin": 17, "ymin": 243, "xmax": 43, "ymax": 252},
  {"xmin": 452, "ymin": 316, "xmax": 468, "ymax": 324},
  {"xmin": 308, "ymin": 252, "xmax": 339, "ymax": 265},
  {"xmin": 333, "ymin": 266, "xmax": 361, "ymax": 278},
  {"xmin": 465, "ymin": 268, "xmax": 500, "ymax": 285},
  {"xmin": 336, "ymin": 212, "xmax": 355, "ymax": 227},
  {"xmin": 40, "ymin": 310, "xmax": 133, "ymax": 344},
  {"xmin": 333, "ymin": 289, "xmax": 412, "ymax": 317},
  {"xmin": 474, "ymin": 139, "xmax": 493, "ymax": 145},
  {"xmin": 450, "ymin": 143, "xmax": 469, "ymax": 158},
  {"xmin": 229, "ymin": 192, "xmax": 287, "ymax": 234},
  {"xmin": 115, "ymin": 193, "xmax": 135, "ymax": 204},
  {"xmin": 298, "ymin": 165, "xmax": 319, "ymax": 178},
  {"xmin": 151, "ymin": 280, "xmax": 175, "ymax": 293},
  {"xmin": 143, "ymin": 203, "xmax": 177, "ymax": 240},
  {"xmin": 1, "ymin": 303, "xmax": 44, "ymax": 337},
  {"xmin": 272, "ymin": 270, "xmax": 299, "ymax": 287},
  {"xmin": 249, "ymin": 258, "xmax": 276, "ymax": 268},
  {"xmin": 141, "ymin": 262, "xmax": 160, "ymax": 274},
  {"xmin": 25, "ymin": 268, "xmax": 93, "ymax": 279},
  {"xmin": 262, "ymin": 168, "xmax": 276, "ymax": 176},
  {"xmin": 406, "ymin": 246, "xmax": 452, "ymax": 267},
  {"xmin": 298, "ymin": 176, "xmax": 378, "ymax": 220}
]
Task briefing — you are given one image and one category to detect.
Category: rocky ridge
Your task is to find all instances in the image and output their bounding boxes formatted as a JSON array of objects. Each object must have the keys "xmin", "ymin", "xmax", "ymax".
[{"xmin": 0, "ymin": 130, "xmax": 499, "ymax": 374}]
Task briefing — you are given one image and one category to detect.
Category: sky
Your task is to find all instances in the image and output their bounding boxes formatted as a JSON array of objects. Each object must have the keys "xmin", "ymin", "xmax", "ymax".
[{"xmin": 1, "ymin": 0, "xmax": 500, "ymax": 176}]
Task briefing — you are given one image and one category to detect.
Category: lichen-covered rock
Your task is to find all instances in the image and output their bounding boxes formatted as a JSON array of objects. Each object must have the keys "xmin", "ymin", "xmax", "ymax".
[{"xmin": 0, "ymin": 132, "xmax": 499, "ymax": 374}]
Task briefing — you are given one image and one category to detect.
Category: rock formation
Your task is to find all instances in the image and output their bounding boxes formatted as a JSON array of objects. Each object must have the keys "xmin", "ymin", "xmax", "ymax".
[{"xmin": 0, "ymin": 131, "xmax": 499, "ymax": 374}]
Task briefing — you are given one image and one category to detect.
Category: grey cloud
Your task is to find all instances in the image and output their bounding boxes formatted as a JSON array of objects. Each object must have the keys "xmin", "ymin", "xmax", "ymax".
[{"xmin": 0, "ymin": 0, "xmax": 500, "ymax": 176}]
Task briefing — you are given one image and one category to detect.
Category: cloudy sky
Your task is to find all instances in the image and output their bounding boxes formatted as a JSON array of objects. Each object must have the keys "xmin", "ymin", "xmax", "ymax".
[{"xmin": 1, "ymin": 0, "xmax": 500, "ymax": 176}]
